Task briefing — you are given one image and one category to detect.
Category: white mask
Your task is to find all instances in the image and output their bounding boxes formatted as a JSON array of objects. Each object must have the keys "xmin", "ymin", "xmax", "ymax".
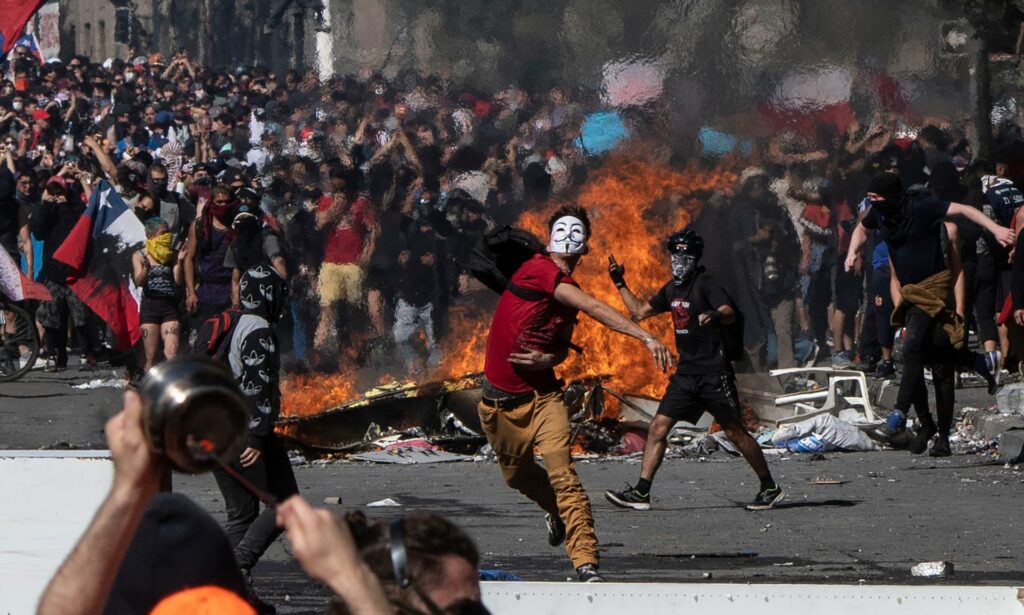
[
  {"xmin": 124, "ymin": 71, "xmax": 136, "ymax": 83},
  {"xmin": 12, "ymin": 101, "xmax": 22, "ymax": 111},
  {"xmin": 548, "ymin": 215, "xmax": 587, "ymax": 255}
]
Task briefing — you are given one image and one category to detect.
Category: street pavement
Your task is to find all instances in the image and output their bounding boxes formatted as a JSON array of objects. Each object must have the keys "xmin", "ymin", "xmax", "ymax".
[{"xmin": 3, "ymin": 368, "xmax": 1023, "ymax": 614}]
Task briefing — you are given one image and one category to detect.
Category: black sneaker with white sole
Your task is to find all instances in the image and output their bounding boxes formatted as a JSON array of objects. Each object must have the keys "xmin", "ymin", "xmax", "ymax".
[
  {"xmin": 604, "ymin": 484, "xmax": 651, "ymax": 510},
  {"xmin": 745, "ymin": 484, "xmax": 785, "ymax": 510},
  {"xmin": 545, "ymin": 513, "xmax": 565, "ymax": 547},
  {"xmin": 576, "ymin": 563, "xmax": 604, "ymax": 582}
]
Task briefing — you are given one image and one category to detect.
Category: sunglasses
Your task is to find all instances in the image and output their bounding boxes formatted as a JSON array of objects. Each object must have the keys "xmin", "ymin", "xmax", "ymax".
[{"xmin": 213, "ymin": 198, "xmax": 232, "ymax": 204}]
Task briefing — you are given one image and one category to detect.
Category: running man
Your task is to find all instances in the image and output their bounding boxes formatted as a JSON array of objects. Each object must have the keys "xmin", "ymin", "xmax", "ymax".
[{"xmin": 478, "ymin": 205, "xmax": 671, "ymax": 582}]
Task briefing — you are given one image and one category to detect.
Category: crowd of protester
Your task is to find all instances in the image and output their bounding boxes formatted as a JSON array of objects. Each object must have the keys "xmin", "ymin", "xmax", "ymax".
[
  {"xmin": 9, "ymin": 38, "xmax": 1024, "ymax": 615},
  {"xmin": 6, "ymin": 42, "xmax": 1024, "ymax": 380}
]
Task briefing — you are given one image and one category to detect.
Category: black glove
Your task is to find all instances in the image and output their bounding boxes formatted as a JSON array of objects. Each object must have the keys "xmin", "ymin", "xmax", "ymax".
[
  {"xmin": 608, "ymin": 255, "xmax": 626, "ymax": 288},
  {"xmin": 701, "ymin": 310, "xmax": 723, "ymax": 327}
]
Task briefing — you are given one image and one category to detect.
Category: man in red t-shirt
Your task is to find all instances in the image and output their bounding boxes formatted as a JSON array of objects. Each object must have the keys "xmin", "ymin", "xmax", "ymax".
[
  {"xmin": 479, "ymin": 205, "xmax": 671, "ymax": 583},
  {"xmin": 313, "ymin": 169, "xmax": 377, "ymax": 353}
]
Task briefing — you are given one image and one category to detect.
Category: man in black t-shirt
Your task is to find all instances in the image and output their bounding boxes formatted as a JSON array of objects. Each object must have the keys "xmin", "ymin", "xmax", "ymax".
[
  {"xmin": 604, "ymin": 229, "xmax": 783, "ymax": 511},
  {"xmin": 846, "ymin": 172, "xmax": 1014, "ymax": 456}
]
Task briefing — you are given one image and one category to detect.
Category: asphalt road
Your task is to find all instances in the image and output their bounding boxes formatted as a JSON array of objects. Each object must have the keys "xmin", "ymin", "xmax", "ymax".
[{"xmin": 3, "ymin": 369, "xmax": 1023, "ymax": 614}]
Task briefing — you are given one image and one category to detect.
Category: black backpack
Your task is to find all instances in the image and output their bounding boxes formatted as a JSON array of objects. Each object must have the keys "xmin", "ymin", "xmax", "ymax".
[
  {"xmin": 467, "ymin": 226, "xmax": 547, "ymax": 301},
  {"xmin": 195, "ymin": 307, "xmax": 242, "ymax": 360}
]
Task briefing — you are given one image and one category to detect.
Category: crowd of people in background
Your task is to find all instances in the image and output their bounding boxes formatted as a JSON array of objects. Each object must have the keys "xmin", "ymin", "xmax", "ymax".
[
  {"xmin": 5, "ymin": 42, "xmax": 1024, "ymax": 383},
  {"xmin": 8, "ymin": 32, "xmax": 1024, "ymax": 615}
]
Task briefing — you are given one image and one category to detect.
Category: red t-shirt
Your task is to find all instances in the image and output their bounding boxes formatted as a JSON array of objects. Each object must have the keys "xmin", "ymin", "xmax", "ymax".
[
  {"xmin": 484, "ymin": 254, "xmax": 579, "ymax": 394},
  {"xmin": 319, "ymin": 194, "xmax": 372, "ymax": 264}
]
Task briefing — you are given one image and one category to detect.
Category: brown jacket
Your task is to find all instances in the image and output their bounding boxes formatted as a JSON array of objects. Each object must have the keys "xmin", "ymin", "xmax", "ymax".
[{"xmin": 891, "ymin": 269, "xmax": 965, "ymax": 350}]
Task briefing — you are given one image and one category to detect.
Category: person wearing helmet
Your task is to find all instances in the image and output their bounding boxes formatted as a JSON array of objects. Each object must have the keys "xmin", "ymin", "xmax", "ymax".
[{"xmin": 604, "ymin": 228, "xmax": 784, "ymax": 511}]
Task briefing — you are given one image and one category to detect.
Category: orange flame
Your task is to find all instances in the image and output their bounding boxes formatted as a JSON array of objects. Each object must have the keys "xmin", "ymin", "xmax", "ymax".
[
  {"xmin": 280, "ymin": 155, "xmax": 735, "ymax": 418},
  {"xmin": 518, "ymin": 155, "xmax": 736, "ymax": 397}
]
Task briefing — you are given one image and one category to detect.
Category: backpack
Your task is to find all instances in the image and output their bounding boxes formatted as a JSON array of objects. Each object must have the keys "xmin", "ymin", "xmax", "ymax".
[
  {"xmin": 467, "ymin": 226, "xmax": 547, "ymax": 301},
  {"xmin": 195, "ymin": 307, "xmax": 242, "ymax": 360}
]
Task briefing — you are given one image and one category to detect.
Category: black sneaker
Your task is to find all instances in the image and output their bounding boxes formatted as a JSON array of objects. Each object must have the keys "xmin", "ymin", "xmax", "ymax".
[
  {"xmin": 545, "ymin": 513, "xmax": 566, "ymax": 547},
  {"xmin": 929, "ymin": 436, "xmax": 952, "ymax": 457},
  {"xmin": 874, "ymin": 360, "xmax": 896, "ymax": 379},
  {"xmin": 909, "ymin": 426, "xmax": 936, "ymax": 455},
  {"xmin": 745, "ymin": 484, "xmax": 785, "ymax": 510},
  {"xmin": 604, "ymin": 484, "xmax": 651, "ymax": 510},
  {"xmin": 576, "ymin": 563, "xmax": 604, "ymax": 582}
]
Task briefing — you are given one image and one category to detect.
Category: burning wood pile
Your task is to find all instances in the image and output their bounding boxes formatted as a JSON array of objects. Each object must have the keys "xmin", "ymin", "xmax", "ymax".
[{"xmin": 276, "ymin": 156, "xmax": 738, "ymax": 458}]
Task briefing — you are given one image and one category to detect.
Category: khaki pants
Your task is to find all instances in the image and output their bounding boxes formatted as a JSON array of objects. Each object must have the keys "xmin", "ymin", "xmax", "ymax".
[{"xmin": 477, "ymin": 391, "xmax": 598, "ymax": 569}]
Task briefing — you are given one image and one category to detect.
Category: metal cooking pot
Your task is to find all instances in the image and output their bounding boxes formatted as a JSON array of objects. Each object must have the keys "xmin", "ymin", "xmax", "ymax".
[{"xmin": 139, "ymin": 356, "xmax": 249, "ymax": 473}]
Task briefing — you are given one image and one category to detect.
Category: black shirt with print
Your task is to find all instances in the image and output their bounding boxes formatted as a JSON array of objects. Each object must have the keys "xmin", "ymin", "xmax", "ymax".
[{"xmin": 648, "ymin": 272, "xmax": 732, "ymax": 374}]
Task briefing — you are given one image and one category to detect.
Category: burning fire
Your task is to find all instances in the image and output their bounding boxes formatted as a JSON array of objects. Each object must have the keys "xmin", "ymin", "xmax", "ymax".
[
  {"xmin": 280, "ymin": 154, "xmax": 735, "ymax": 419},
  {"xmin": 518, "ymin": 155, "xmax": 736, "ymax": 398}
]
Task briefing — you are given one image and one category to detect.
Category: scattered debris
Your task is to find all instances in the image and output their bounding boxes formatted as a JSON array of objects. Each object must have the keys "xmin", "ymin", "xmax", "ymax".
[
  {"xmin": 323, "ymin": 496, "xmax": 343, "ymax": 505},
  {"xmin": 367, "ymin": 498, "xmax": 402, "ymax": 507},
  {"xmin": 71, "ymin": 377, "xmax": 125, "ymax": 390},
  {"xmin": 911, "ymin": 561, "xmax": 954, "ymax": 578},
  {"xmin": 352, "ymin": 447, "xmax": 474, "ymax": 465}
]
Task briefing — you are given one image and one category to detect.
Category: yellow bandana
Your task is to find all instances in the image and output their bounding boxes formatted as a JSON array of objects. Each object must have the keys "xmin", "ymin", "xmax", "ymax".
[{"xmin": 145, "ymin": 233, "xmax": 175, "ymax": 265}]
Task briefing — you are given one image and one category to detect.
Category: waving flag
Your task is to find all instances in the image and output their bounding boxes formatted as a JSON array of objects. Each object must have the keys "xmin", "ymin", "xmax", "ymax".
[
  {"xmin": 0, "ymin": 0, "xmax": 44, "ymax": 55},
  {"xmin": 0, "ymin": 249, "xmax": 50, "ymax": 302},
  {"xmin": 13, "ymin": 31, "xmax": 43, "ymax": 64},
  {"xmin": 53, "ymin": 181, "xmax": 145, "ymax": 351}
]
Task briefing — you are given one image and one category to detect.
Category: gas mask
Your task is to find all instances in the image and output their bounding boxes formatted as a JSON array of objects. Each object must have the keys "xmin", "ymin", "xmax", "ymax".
[
  {"xmin": 671, "ymin": 254, "xmax": 698, "ymax": 286},
  {"xmin": 548, "ymin": 215, "xmax": 588, "ymax": 255}
]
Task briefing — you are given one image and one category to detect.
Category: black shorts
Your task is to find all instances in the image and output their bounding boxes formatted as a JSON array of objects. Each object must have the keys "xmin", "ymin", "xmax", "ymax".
[
  {"xmin": 140, "ymin": 296, "xmax": 181, "ymax": 325},
  {"xmin": 834, "ymin": 267, "xmax": 863, "ymax": 314},
  {"xmin": 656, "ymin": 371, "xmax": 742, "ymax": 425}
]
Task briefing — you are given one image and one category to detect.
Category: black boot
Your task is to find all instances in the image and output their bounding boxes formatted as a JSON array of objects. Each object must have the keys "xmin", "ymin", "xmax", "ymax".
[
  {"xmin": 909, "ymin": 425, "xmax": 936, "ymax": 455},
  {"xmin": 929, "ymin": 436, "xmax": 952, "ymax": 457}
]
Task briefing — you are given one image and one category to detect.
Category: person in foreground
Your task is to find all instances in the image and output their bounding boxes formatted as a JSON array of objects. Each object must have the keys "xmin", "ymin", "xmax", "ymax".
[
  {"xmin": 478, "ymin": 204, "xmax": 672, "ymax": 583},
  {"xmin": 278, "ymin": 497, "xmax": 490, "ymax": 615},
  {"xmin": 35, "ymin": 390, "xmax": 395, "ymax": 615},
  {"xmin": 604, "ymin": 228, "xmax": 784, "ymax": 511}
]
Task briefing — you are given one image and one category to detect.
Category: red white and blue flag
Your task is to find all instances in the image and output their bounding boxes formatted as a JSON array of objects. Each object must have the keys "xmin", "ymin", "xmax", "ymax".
[
  {"xmin": 53, "ymin": 181, "xmax": 145, "ymax": 351},
  {"xmin": 0, "ymin": 0, "xmax": 44, "ymax": 56},
  {"xmin": 0, "ymin": 248, "xmax": 50, "ymax": 302},
  {"xmin": 13, "ymin": 31, "xmax": 43, "ymax": 64}
]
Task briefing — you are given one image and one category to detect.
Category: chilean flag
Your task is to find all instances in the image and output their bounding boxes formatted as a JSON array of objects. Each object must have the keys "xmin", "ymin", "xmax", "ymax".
[
  {"xmin": 53, "ymin": 181, "xmax": 145, "ymax": 351},
  {"xmin": 0, "ymin": 248, "xmax": 50, "ymax": 302},
  {"xmin": 13, "ymin": 31, "xmax": 43, "ymax": 64},
  {"xmin": 0, "ymin": 0, "xmax": 44, "ymax": 56}
]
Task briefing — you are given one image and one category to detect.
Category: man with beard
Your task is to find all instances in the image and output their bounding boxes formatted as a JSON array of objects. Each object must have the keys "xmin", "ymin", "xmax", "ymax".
[
  {"xmin": 479, "ymin": 205, "xmax": 671, "ymax": 582},
  {"xmin": 605, "ymin": 229, "xmax": 784, "ymax": 511},
  {"xmin": 846, "ymin": 172, "xmax": 1014, "ymax": 456}
]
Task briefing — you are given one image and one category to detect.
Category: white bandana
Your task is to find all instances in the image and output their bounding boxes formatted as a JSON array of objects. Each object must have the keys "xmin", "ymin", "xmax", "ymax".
[{"xmin": 548, "ymin": 215, "xmax": 588, "ymax": 255}]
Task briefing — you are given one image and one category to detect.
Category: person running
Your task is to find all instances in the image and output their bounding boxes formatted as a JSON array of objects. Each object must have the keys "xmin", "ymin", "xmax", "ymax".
[
  {"xmin": 846, "ymin": 172, "xmax": 1015, "ymax": 456},
  {"xmin": 478, "ymin": 205, "xmax": 671, "ymax": 583},
  {"xmin": 604, "ymin": 228, "xmax": 784, "ymax": 511}
]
